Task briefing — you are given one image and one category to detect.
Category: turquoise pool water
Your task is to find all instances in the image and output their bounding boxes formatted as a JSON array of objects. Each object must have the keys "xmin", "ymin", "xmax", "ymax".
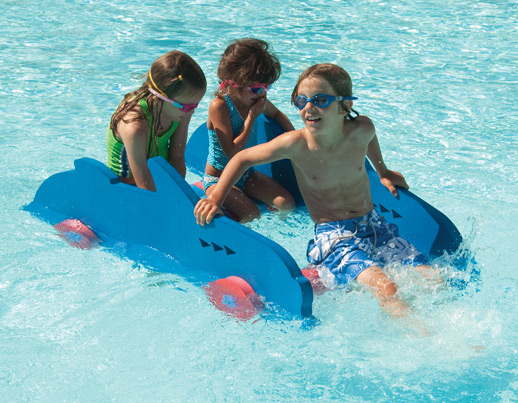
[{"xmin": 2, "ymin": 0, "xmax": 517, "ymax": 401}]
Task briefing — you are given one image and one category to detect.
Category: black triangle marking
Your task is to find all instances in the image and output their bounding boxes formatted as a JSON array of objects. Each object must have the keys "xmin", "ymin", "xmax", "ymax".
[
  {"xmin": 392, "ymin": 209, "xmax": 402, "ymax": 218},
  {"xmin": 199, "ymin": 238, "xmax": 210, "ymax": 247},
  {"xmin": 379, "ymin": 204, "xmax": 389, "ymax": 213},
  {"xmin": 225, "ymin": 246, "xmax": 236, "ymax": 255},
  {"xmin": 212, "ymin": 242, "xmax": 223, "ymax": 252}
]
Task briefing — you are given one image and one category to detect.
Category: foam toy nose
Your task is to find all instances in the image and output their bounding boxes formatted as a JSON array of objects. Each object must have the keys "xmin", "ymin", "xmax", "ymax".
[
  {"xmin": 204, "ymin": 276, "xmax": 263, "ymax": 321},
  {"xmin": 54, "ymin": 219, "xmax": 100, "ymax": 249}
]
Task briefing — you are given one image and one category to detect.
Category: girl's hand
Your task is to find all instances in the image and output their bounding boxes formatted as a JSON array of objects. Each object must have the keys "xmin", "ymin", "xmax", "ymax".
[
  {"xmin": 194, "ymin": 198, "xmax": 224, "ymax": 226},
  {"xmin": 249, "ymin": 95, "xmax": 267, "ymax": 120}
]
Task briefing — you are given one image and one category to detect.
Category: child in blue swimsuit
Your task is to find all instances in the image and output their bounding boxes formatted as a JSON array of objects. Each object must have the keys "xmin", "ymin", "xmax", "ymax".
[{"xmin": 203, "ymin": 38, "xmax": 295, "ymax": 222}]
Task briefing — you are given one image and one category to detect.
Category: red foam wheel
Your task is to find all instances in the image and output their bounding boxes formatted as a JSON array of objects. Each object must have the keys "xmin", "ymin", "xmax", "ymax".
[
  {"xmin": 54, "ymin": 219, "xmax": 100, "ymax": 249},
  {"xmin": 224, "ymin": 276, "xmax": 264, "ymax": 312},
  {"xmin": 302, "ymin": 266, "xmax": 327, "ymax": 295},
  {"xmin": 203, "ymin": 276, "xmax": 263, "ymax": 320},
  {"xmin": 225, "ymin": 276, "xmax": 255, "ymax": 295}
]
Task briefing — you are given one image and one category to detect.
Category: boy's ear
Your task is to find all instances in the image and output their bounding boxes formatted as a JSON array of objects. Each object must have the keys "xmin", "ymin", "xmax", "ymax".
[{"xmin": 339, "ymin": 100, "xmax": 353, "ymax": 115}]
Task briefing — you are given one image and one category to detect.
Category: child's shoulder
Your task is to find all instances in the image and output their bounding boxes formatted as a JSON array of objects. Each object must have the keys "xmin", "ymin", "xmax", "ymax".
[
  {"xmin": 282, "ymin": 128, "xmax": 307, "ymax": 140},
  {"xmin": 116, "ymin": 114, "xmax": 148, "ymax": 141},
  {"xmin": 210, "ymin": 94, "xmax": 225, "ymax": 104},
  {"xmin": 277, "ymin": 128, "xmax": 311, "ymax": 149},
  {"xmin": 355, "ymin": 114, "xmax": 374, "ymax": 127},
  {"xmin": 349, "ymin": 114, "xmax": 375, "ymax": 134},
  {"xmin": 209, "ymin": 95, "xmax": 229, "ymax": 113}
]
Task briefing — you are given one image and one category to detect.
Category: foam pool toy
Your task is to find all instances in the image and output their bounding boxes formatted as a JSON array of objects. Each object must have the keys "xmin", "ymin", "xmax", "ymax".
[
  {"xmin": 25, "ymin": 115, "xmax": 465, "ymax": 320},
  {"xmin": 25, "ymin": 155, "xmax": 313, "ymax": 319}
]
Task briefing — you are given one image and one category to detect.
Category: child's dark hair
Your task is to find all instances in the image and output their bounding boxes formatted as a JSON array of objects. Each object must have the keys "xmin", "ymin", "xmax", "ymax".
[
  {"xmin": 110, "ymin": 50, "xmax": 206, "ymax": 155},
  {"xmin": 291, "ymin": 63, "xmax": 359, "ymax": 120},
  {"xmin": 217, "ymin": 38, "xmax": 281, "ymax": 90}
]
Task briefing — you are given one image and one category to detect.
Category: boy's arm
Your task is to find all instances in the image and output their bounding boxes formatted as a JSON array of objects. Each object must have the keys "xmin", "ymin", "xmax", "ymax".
[
  {"xmin": 194, "ymin": 153, "xmax": 251, "ymax": 225},
  {"xmin": 367, "ymin": 135, "xmax": 409, "ymax": 197},
  {"xmin": 194, "ymin": 131, "xmax": 299, "ymax": 225}
]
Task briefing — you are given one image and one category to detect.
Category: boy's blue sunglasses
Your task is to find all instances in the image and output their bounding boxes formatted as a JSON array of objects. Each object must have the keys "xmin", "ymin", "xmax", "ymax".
[{"xmin": 294, "ymin": 94, "xmax": 358, "ymax": 110}]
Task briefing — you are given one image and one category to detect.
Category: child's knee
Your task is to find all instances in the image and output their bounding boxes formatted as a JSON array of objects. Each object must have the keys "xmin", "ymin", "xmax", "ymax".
[
  {"xmin": 380, "ymin": 280, "xmax": 398, "ymax": 299},
  {"xmin": 365, "ymin": 270, "xmax": 399, "ymax": 298},
  {"xmin": 238, "ymin": 204, "xmax": 261, "ymax": 223},
  {"xmin": 274, "ymin": 194, "xmax": 296, "ymax": 212}
]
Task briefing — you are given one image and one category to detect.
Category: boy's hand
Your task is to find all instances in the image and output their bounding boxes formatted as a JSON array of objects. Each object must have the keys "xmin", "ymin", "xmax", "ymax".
[
  {"xmin": 379, "ymin": 170, "xmax": 409, "ymax": 198},
  {"xmin": 194, "ymin": 198, "xmax": 224, "ymax": 226}
]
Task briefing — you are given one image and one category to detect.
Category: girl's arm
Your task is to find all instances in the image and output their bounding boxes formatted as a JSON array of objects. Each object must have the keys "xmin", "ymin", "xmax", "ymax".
[
  {"xmin": 194, "ymin": 131, "xmax": 300, "ymax": 225},
  {"xmin": 209, "ymin": 97, "xmax": 264, "ymax": 160},
  {"xmin": 167, "ymin": 114, "xmax": 190, "ymax": 178},
  {"xmin": 117, "ymin": 118, "xmax": 156, "ymax": 191}
]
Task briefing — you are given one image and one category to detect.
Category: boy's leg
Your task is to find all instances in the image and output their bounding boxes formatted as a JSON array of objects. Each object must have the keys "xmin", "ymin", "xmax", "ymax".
[
  {"xmin": 356, "ymin": 266, "xmax": 409, "ymax": 318},
  {"xmin": 370, "ymin": 214, "xmax": 443, "ymax": 283}
]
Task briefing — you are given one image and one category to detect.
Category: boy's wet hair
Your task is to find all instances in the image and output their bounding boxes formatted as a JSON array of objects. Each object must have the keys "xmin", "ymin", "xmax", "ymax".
[
  {"xmin": 291, "ymin": 63, "xmax": 355, "ymax": 115},
  {"xmin": 217, "ymin": 38, "xmax": 281, "ymax": 87},
  {"xmin": 110, "ymin": 50, "xmax": 206, "ymax": 156}
]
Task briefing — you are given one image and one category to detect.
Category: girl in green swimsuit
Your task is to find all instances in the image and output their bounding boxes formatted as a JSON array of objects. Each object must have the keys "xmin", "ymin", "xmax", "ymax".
[{"xmin": 107, "ymin": 50, "xmax": 206, "ymax": 191}]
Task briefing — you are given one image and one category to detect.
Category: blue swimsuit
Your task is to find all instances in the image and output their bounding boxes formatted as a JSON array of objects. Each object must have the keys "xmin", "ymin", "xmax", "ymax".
[{"xmin": 203, "ymin": 95, "xmax": 257, "ymax": 191}]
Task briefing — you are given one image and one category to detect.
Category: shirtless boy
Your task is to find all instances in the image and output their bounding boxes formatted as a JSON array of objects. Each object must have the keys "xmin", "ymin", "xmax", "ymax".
[{"xmin": 194, "ymin": 63, "xmax": 429, "ymax": 317}]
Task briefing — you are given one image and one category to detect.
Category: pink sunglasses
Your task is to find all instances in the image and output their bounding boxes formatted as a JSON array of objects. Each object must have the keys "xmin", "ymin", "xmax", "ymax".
[{"xmin": 218, "ymin": 80, "xmax": 271, "ymax": 95}]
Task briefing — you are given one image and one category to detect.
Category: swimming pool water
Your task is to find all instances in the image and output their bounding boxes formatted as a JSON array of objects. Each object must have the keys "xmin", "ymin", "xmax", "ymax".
[{"xmin": 2, "ymin": 0, "xmax": 517, "ymax": 401}]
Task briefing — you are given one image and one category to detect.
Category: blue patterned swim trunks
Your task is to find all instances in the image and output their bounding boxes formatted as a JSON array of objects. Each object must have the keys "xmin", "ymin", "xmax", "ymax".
[{"xmin": 306, "ymin": 209, "xmax": 428, "ymax": 285}]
